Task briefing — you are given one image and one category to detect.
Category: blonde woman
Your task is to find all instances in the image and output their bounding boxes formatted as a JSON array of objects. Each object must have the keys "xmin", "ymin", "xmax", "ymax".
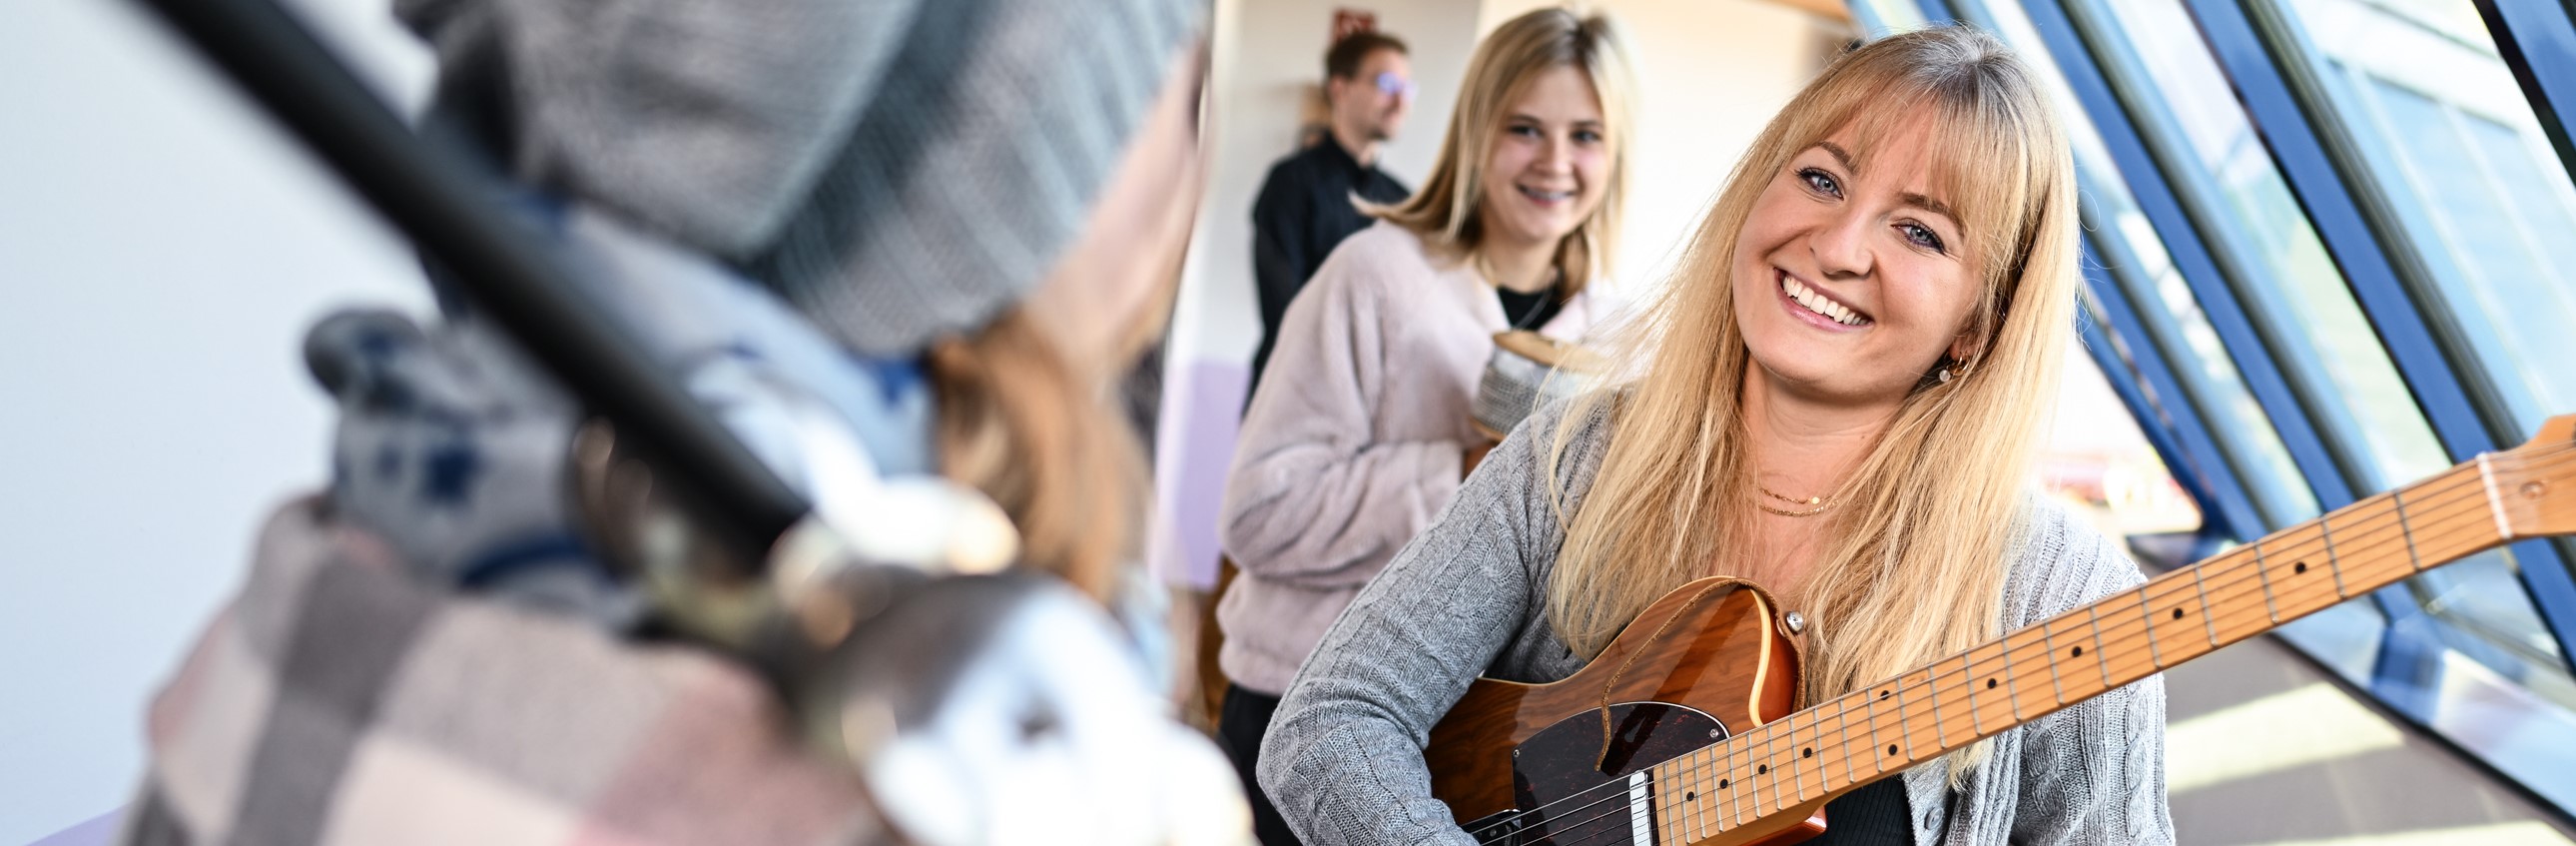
[
  {"xmin": 1259, "ymin": 26, "xmax": 2172, "ymax": 846},
  {"xmin": 1215, "ymin": 8, "xmax": 1636, "ymax": 843}
]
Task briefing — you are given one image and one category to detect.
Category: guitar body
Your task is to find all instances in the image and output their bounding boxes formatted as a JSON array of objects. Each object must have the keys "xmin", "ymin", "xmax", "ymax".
[{"xmin": 1425, "ymin": 577, "xmax": 1828, "ymax": 845}]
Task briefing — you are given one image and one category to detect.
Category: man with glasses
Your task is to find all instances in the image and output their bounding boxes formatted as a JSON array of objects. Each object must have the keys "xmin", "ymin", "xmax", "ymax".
[{"xmin": 1246, "ymin": 30, "xmax": 1414, "ymax": 399}]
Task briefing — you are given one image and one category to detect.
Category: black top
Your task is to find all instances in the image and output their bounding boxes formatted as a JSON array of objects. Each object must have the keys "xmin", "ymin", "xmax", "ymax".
[
  {"xmin": 1495, "ymin": 285, "xmax": 1565, "ymax": 333},
  {"xmin": 1247, "ymin": 139, "xmax": 1412, "ymax": 396},
  {"xmin": 1805, "ymin": 777, "xmax": 1915, "ymax": 845}
]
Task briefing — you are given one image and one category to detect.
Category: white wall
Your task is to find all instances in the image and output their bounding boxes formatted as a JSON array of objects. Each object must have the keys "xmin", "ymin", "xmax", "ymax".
[
  {"xmin": 1167, "ymin": 0, "xmax": 1488, "ymax": 372},
  {"xmin": 0, "ymin": 1, "xmax": 432, "ymax": 842},
  {"xmin": 1151, "ymin": 0, "xmax": 1489, "ymax": 588}
]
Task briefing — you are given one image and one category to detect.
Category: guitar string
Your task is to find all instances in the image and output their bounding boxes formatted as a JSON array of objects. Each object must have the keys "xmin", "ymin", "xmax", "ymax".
[
  {"xmin": 1646, "ymin": 443, "xmax": 2572, "ymax": 835},
  {"xmin": 1459, "ymin": 441, "xmax": 2573, "ymax": 842},
  {"xmin": 1463, "ymin": 449, "xmax": 2539, "ymax": 842}
]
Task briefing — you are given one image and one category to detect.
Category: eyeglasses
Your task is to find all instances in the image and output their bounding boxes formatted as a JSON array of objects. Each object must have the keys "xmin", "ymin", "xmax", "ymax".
[{"xmin": 1372, "ymin": 71, "xmax": 1416, "ymax": 98}]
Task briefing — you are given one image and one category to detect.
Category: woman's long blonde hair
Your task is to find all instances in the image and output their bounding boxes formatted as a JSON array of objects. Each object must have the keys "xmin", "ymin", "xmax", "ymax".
[
  {"xmin": 925, "ymin": 309, "xmax": 1147, "ymax": 600},
  {"xmin": 1545, "ymin": 26, "xmax": 2079, "ymax": 774},
  {"xmin": 1370, "ymin": 6, "xmax": 1638, "ymax": 299}
]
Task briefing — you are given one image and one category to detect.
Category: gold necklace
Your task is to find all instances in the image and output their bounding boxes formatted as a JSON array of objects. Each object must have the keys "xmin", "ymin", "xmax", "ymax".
[{"xmin": 1755, "ymin": 484, "xmax": 1835, "ymax": 517}]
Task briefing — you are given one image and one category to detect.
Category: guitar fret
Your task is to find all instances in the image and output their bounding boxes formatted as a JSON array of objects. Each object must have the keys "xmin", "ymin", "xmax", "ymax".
[
  {"xmin": 2320, "ymin": 514, "xmax": 2346, "ymax": 598},
  {"xmin": 1670, "ymin": 761, "xmax": 1686, "ymax": 844},
  {"xmin": 1923, "ymin": 670, "xmax": 1946, "ymax": 750},
  {"xmin": 2190, "ymin": 564, "xmax": 2220, "ymax": 647},
  {"xmin": 2254, "ymin": 542, "xmax": 2279, "ymax": 623},
  {"xmin": 1807, "ymin": 712, "xmax": 1825, "ymax": 806},
  {"xmin": 1705, "ymin": 746, "xmax": 1721, "ymax": 838},
  {"xmin": 1803, "ymin": 716, "xmax": 1823, "ymax": 809},
  {"xmin": 1675, "ymin": 750, "xmax": 1691, "ymax": 841},
  {"xmin": 1742, "ymin": 726, "xmax": 1760, "ymax": 818},
  {"xmin": 1786, "ymin": 720, "xmax": 1804, "ymax": 812},
  {"xmin": 1777, "ymin": 719, "xmax": 1797, "ymax": 813},
  {"xmin": 1784, "ymin": 719, "xmax": 1802, "ymax": 812},
  {"xmin": 1742, "ymin": 716, "xmax": 1761, "ymax": 824},
  {"xmin": 1692, "ymin": 748, "xmax": 1709, "ymax": 841},
  {"xmin": 1707, "ymin": 745, "xmax": 1723, "ymax": 838},
  {"xmin": 1679, "ymin": 747, "xmax": 1699, "ymax": 840},
  {"xmin": 1886, "ymin": 678, "xmax": 1907, "ymax": 768},
  {"xmin": 1960, "ymin": 653, "xmax": 1981, "ymax": 738},
  {"xmin": 2086, "ymin": 603, "xmax": 2112, "ymax": 687},
  {"xmin": 2394, "ymin": 488, "xmax": 2423, "ymax": 572},
  {"xmin": 1726, "ymin": 723, "xmax": 1746, "ymax": 828},
  {"xmin": 1766, "ymin": 722, "xmax": 1786, "ymax": 813},
  {"xmin": 2041, "ymin": 620, "xmax": 2066, "ymax": 706},
  {"xmin": 2003, "ymin": 636, "xmax": 2024, "ymax": 722},
  {"xmin": 1837, "ymin": 693, "xmax": 1858, "ymax": 789},
  {"xmin": 1875, "ymin": 675, "xmax": 1895, "ymax": 778},
  {"xmin": 2136, "ymin": 587, "xmax": 2163, "ymax": 669}
]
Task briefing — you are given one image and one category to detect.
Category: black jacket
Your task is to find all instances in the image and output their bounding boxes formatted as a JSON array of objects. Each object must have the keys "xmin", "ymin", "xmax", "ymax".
[{"xmin": 1248, "ymin": 139, "xmax": 1410, "ymax": 396}]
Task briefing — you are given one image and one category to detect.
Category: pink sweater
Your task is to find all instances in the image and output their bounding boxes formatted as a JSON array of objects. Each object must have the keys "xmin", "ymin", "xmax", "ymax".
[{"xmin": 1218, "ymin": 223, "xmax": 1596, "ymax": 695}]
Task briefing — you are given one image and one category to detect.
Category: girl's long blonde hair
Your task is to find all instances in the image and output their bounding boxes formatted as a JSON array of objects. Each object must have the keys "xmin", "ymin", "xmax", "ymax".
[
  {"xmin": 1545, "ymin": 26, "xmax": 2079, "ymax": 775},
  {"xmin": 1370, "ymin": 6, "xmax": 1638, "ymax": 300}
]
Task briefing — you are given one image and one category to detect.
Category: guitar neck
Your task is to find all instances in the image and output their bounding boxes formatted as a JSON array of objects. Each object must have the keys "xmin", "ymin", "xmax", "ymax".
[{"xmin": 1646, "ymin": 456, "xmax": 2543, "ymax": 839}]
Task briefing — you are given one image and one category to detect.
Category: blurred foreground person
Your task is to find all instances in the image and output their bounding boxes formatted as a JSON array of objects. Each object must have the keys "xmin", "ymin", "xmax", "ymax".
[{"xmin": 122, "ymin": 1, "xmax": 1244, "ymax": 844}]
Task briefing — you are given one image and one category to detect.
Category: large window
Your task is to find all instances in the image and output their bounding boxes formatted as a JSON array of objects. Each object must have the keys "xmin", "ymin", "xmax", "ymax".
[
  {"xmin": 1975, "ymin": 0, "xmax": 2321, "ymax": 530},
  {"xmin": 2267, "ymin": 0, "xmax": 2576, "ymax": 437},
  {"xmin": 1863, "ymin": 0, "xmax": 2576, "ymax": 811},
  {"xmin": 2079, "ymin": 0, "xmax": 2453, "ymax": 490},
  {"xmin": 1918, "ymin": 0, "xmax": 2576, "ymax": 812},
  {"xmin": 2063, "ymin": 0, "xmax": 2574, "ymax": 708}
]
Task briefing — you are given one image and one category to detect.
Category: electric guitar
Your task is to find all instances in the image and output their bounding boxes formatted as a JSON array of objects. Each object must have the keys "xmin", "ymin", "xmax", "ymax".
[{"xmin": 1423, "ymin": 415, "xmax": 2576, "ymax": 845}]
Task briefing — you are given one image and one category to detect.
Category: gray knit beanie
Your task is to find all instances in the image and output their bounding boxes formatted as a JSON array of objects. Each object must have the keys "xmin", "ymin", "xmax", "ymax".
[{"xmin": 400, "ymin": 0, "xmax": 1203, "ymax": 356}]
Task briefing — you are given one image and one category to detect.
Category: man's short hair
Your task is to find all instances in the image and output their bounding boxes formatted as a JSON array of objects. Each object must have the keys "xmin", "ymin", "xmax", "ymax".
[{"xmin": 1325, "ymin": 31, "xmax": 1409, "ymax": 81}]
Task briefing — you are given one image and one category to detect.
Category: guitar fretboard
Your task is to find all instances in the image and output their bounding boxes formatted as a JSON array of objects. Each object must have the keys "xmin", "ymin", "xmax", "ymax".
[{"xmin": 1643, "ymin": 455, "xmax": 2527, "ymax": 841}]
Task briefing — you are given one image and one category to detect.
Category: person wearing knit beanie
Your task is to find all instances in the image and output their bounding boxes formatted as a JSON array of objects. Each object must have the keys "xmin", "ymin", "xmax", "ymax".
[{"xmin": 124, "ymin": 2, "xmax": 1237, "ymax": 844}]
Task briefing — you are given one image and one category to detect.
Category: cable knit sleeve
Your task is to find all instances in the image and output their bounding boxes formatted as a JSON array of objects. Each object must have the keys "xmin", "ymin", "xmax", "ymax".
[
  {"xmin": 2005, "ymin": 505, "xmax": 2177, "ymax": 845},
  {"xmin": 1257, "ymin": 398, "xmax": 1609, "ymax": 846},
  {"xmin": 1220, "ymin": 235, "xmax": 1467, "ymax": 589}
]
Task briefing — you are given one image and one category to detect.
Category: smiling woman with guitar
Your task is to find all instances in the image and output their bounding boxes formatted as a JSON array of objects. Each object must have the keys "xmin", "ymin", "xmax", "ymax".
[{"xmin": 1257, "ymin": 26, "xmax": 2166, "ymax": 845}]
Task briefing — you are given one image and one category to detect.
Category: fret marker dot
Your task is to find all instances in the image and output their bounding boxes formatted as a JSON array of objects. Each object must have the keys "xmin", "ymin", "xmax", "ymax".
[
  {"xmin": 1720, "ymin": 779, "xmax": 1730, "ymax": 789},
  {"xmin": 1757, "ymin": 764, "xmax": 1768, "ymax": 774},
  {"xmin": 1879, "ymin": 689, "xmax": 1891, "ymax": 700},
  {"xmin": 1687, "ymin": 791, "xmax": 1696, "ymax": 801},
  {"xmin": 2071, "ymin": 646, "xmax": 2083, "ymax": 657},
  {"xmin": 2295, "ymin": 561, "xmax": 2308, "ymax": 574},
  {"xmin": 1986, "ymin": 678, "xmax": 1997, "ymax": 689},
  {"xmin": 1888, "ymin": 744, "xmax": 1899, "ymax": 756},
  {"xmin": 1803, "ymin": 748, "xmax": 1813, "ymax": 758}
]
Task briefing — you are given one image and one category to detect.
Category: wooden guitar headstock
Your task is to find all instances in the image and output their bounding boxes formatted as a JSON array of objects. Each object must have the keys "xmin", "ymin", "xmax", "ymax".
[{"xmin": 2491, "ymin": 414, "xmax": 2576, "ymax": 540}]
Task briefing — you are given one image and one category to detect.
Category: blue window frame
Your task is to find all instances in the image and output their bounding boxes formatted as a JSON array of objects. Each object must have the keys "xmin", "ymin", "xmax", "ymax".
[{"xmin": 1880, "ymin": 0, "xmax": 2576, "ymax": 814}]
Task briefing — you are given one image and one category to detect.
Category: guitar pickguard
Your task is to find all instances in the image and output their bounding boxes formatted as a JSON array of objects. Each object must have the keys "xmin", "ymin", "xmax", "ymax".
[{"xmin": 1463, "ymin": 702, "xmax": 1727, "ymax": 845}]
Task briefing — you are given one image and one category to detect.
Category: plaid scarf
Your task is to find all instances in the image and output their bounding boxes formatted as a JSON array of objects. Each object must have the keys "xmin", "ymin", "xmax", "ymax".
[{"xmin": 123, "ymin": 499, "xmax": 887, "ymax": 846}]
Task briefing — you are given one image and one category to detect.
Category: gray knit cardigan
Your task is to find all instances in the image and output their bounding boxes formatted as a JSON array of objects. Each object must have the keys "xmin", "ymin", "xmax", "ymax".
[{"xmin": 1257, "ymin": 398, "xmax": 2175, "ymax": 845}]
